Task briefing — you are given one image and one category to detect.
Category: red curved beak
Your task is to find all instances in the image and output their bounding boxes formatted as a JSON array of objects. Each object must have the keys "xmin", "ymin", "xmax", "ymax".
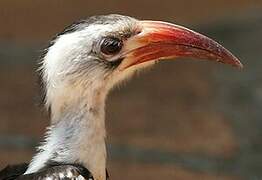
[{"xmin": 119, "ymin": 20, "xmax": 243, "ymax": 70}]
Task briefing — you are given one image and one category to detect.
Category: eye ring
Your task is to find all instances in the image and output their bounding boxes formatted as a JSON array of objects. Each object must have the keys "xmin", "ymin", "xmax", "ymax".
[{"xmin": 100, "ymin": 37, "xmax": 123, "ymax": 55}]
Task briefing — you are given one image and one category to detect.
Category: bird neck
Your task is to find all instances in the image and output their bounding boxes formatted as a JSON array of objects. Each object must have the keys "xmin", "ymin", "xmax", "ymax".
[{"xmin": 26, "ymin": 83, "xmax": 108, "ymax": 180}]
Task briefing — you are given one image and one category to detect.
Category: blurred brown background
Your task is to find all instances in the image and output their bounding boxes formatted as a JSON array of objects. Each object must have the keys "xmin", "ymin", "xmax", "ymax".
[{"xmin": 0, "ymin": 0, "xmax": 262, "ymax": 179}]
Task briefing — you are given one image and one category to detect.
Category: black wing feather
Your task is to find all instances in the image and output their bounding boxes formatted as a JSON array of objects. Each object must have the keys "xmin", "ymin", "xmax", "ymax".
[
  {"xmin": 0, "ymin": 163, "xmax": 105, "ymax": 180},
  {"xmin": 0, "ymin": 163, "xmax": 28, "ymax": 180}
]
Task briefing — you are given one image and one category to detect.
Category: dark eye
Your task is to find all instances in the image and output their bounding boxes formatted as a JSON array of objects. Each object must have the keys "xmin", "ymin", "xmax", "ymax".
[{"xmin": 100, "ymin": 37, "xmax": 123, "ymax": 55}]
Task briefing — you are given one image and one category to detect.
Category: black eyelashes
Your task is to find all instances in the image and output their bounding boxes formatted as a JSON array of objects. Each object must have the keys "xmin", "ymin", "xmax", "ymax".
[{"xmin": 100, "ymin": 37, "xmax": 123, "ymax": 55}]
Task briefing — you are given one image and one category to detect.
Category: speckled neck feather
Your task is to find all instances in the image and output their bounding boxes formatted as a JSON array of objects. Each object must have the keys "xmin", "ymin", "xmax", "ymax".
[{"xmin": 25, "ymin": 85, "xmax": 108, "ymax": 180}]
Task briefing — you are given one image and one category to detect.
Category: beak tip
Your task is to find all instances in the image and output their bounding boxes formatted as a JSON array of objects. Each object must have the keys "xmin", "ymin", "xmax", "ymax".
[
  {"xmin": 237, "ymin": 62, "xmax": 244, "ymax": 69},
  {"xmin": 233, "ymin": 57, "xmax": 244, "ymax": 69},
  {"xmin": 222, "ymin": 52, "xmax": 243, "ymax": 69}
]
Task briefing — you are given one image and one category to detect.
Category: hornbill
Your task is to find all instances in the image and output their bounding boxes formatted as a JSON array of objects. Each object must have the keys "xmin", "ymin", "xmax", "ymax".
[{"xmin": 0, "ymin": 14, "xmax": 242, "ymax": 180}]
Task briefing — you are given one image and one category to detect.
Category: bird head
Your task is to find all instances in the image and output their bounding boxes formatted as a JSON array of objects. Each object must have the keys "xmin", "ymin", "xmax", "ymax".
[
  {"xmin": 32, "ymin": 15, "xmax": 243, "ymax": 179},
  {"xmin": 41, "ymin": 14, "xmax": 242, "ymax": 118}
]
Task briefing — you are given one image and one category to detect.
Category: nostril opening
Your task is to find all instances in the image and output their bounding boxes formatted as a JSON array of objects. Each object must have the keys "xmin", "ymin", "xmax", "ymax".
[
  {"xmin": 134, "ymin": 27, "xmax": 142, "ymax": 36},
  {"xmin": 136, "ymin": 29, "xmax": 142, "ymax": 34}
]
